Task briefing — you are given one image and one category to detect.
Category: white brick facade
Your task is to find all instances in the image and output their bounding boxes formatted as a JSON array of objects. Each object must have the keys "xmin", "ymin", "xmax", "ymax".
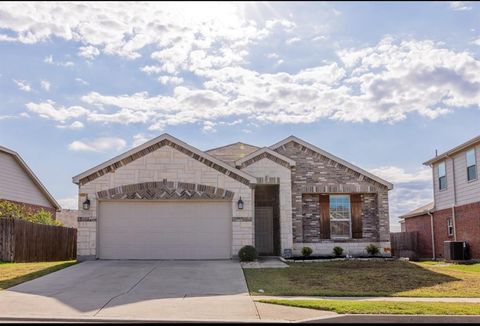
[{"xmin": 77, "ymin": 145, "xmax": 253, "ymax": 260}]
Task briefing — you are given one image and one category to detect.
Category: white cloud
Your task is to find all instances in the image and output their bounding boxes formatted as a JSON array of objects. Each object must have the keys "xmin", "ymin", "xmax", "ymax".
[
  {"xmin": 26, "ymin": 100, "xmax": 89, "ymax": 122},
  {"xmin": 40, "ymin": 80, "xmax": 50, "ymax": 91},
  {"xmin": 57, "ymin": 197, "xmax": 77, "ymax": 209},
  {"xmin": 368, "ymin": 165, "xmax": 433, "ymax": 230},
  {"xmin": 132, "ymin": 133, "xmax": 151, "ymax": 147},
  {"xmin": 286, "ymin": 37, "xmax": 301, "ymax": 45},
  {"xmin": 266, "ymin": 53, "xmax": 280, "ymax": 59},
  {"xmin": 158, "ymin": 75, "xmax": 184, "ymax": 85},
  {"xmin": 13, "ymin": 79, "xmax": 31, "ymax": 92},
  {"xmin": 75, "ymin": 78, "xmax": 89, "ymax": 85},
  {"xmin": 68, "ymin": 38, "xmax": 480, "ymax": 131},
  {"xmin": 68, "ymin": 137, "xmax": 127, "ymax": 153},
  {"xmin": 449, "ymin": 1, "xmax": 472, "ymax": 11},
  {"xmin": 0, "ymin": 115, "xmax": 15, "ymax": 120},
  {"xmin": 57, "ymin": 121, "xmax": 84, "ymax": 129},
  {"xmin": 368, "ymin": 166, "xmax": 431, "ymax": 184},
  {"xmin": 44, "ymin": 55, "xmax": 74, "ymax": 67},
  {"xmin": 472, "ymin": 38, "xmax": 480, "ymax": 46},
  {"xmin": 0, "ymin": 2, "xmax": 288, "ymax": 66},
  {"xmin": 78, "ymin": 45, "xmax": 100, "ymax": 59},
  {"xmin": 202, "ymin": 121, "xmax": 217, "ymax": 133}
]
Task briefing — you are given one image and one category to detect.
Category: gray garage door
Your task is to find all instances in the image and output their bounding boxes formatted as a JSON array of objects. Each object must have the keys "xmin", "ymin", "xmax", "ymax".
[{"xmin": 98, "ymin": 201, "xmax": 232, "ymax": 260}]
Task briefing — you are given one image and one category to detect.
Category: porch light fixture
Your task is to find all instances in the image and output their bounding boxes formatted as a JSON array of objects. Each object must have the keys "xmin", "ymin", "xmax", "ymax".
[
  {"xmin": 237, "ymin": 197, "xmax": 244, "ymax": 210},
  {"xmin": 82, "ymin": 196, "xmax": 91, "ymax": 210}
]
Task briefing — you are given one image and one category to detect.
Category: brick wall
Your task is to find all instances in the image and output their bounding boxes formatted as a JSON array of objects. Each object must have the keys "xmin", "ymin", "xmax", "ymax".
[
  {"xmin": 404, "ymin": 213, "xmax": 433, "ymax": 258},
  {"xmin": 274, "ymin": 141, "xmax": 390, "ymax": 245},
  {"xmin": 405, "ymin": 201, "xmax": 480, "ymax": 259}
]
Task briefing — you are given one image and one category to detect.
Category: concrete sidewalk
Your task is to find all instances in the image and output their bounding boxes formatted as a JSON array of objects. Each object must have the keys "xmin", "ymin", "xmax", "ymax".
[{"xmin": 254, "ymin": 295, "xmax": 480, "ymax": 303}]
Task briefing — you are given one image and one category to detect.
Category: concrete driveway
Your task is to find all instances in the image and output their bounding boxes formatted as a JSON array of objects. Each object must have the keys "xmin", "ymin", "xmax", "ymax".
[{"xmin": 0, "ymin": 260, "xmax": 333, "ymax": 322}]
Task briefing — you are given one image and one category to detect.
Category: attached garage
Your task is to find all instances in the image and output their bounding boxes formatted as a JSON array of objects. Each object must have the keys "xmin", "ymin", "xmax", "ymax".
[{"xmin": 98, "ymin": 201, "xmax": 232, "ymax": 260}]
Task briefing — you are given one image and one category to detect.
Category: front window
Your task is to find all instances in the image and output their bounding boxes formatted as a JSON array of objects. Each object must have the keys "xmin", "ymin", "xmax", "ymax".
[
  {"xmin": 447, "ymin": 218, "xmax": 454, "ymax": 237},
  {"xmin": 467, "ymin": 149, "xmax": 477, "ymax": 182},
  {"xmin": 329, "ymin": 195, "xmax": 351, "ymax": 238},
  {"xmin": 438, "ymin": 161, "xmax": 447, "ymax": 190}
]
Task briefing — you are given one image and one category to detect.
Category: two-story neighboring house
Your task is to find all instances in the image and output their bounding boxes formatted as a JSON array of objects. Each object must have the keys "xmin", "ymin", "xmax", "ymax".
[{"xmin": 400, "ymin": 135, "xmax": 480, "ymax": 259}]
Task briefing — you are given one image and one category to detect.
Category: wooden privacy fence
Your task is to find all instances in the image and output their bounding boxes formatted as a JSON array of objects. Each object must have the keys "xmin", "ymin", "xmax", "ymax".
[
  {"xmin": 0, "ymin": 218, "xmax": 77, "ymax": 262},
  {"xmin": 390, "ymin": 231, "xmax": 418, "ymax": 259}
]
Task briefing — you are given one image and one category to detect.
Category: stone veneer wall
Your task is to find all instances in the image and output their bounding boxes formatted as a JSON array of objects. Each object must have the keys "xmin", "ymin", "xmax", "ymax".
[
  {"xmin": 274, "ymin": 141, "xmax": 390, "ymax": 255},
  {"xmin": 77, "ymin": 145, "xmax": 253, "ymax": 260},
  {"xmin": 240, "ymin": 157, "xmax": 293, "ymax": 254}
]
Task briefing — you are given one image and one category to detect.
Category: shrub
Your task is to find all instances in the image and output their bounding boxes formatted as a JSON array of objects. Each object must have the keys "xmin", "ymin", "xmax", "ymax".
[
  {"xmin": 238, "ymin": 245, "xmax": 258, "ymax": 262},
  {"xmin": 333, "ymin": 246, "xmax": 344, "ymax": 257},
  {"xmin": 301, "ymin": 246, "xmax": 313, "ymax": 257},
  {"xmin": 28, "ymin": 209, "xmax": 62, "ymax": 226},
  {"xmin": 366, "ymin": 244, "xmax": 380, "ymax": 256},
  {"xmin": 0, "ymin": 200, "xmax": 62, "ymax": 226}
]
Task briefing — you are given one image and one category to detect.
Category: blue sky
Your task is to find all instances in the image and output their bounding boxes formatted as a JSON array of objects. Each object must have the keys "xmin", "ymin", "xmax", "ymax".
[{"xmin": 1, "ymin": 1, "xmax": 479, "ymax": 231}]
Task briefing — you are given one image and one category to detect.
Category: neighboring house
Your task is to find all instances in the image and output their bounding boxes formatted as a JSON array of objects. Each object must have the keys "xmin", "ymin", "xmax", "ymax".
[
  {"xmin": 400, "ymin": 135, "xmax": 480, "ymax": 259},
  {"xmin": 0, "ymin": 146, "xmax": 60, "ymax": 217},
  {"xmin": 56, "ymin": 209, "xmax": 79, "ymax": 228},
  {"xmin": 73, "ymin": 134, "xmax": 393, "ymax": 261}
]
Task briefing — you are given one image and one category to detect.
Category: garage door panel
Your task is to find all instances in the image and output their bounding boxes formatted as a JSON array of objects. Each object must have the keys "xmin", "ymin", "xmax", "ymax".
[{"xmin": 99, "ymin": 201, "xmax": 232, "ymax": 260}]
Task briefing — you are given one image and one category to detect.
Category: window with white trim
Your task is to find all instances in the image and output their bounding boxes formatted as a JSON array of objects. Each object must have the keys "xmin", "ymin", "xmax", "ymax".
[
  {"xmin": 466, "ymin": 149, "xmax": 477, "ymax": 182},
  {"xmin": 447, "ymin": 218, "xmax": 454, "ymax": 237},
  {"xmin": 438, "ymin": 161, "xmax": 447, "ymax": 190},
  {"xmin": 329, "ymin": 195, "xmax": 351, "ymax": 238}
]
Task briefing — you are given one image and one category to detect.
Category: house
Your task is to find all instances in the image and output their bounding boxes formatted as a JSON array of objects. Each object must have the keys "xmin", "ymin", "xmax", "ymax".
[
  {"xmin": 400, "ymin": 135, "xmax": 480, "ymax": 259},
  {"xmin": 72, "ymin": 134, "xmax": 393, "ymax": 261},
  {"xmin": 0, "ymin": 146, "xmax": 60, "ymax": 217}
]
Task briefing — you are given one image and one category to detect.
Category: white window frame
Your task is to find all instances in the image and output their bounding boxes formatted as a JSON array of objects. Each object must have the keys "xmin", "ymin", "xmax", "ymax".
[
  {"xmin": 466, "ymin": 148, "xmax": 477, "ymax": 182},
  {"xmin": 329, "ymin": 194, "xmax": 352, "ymax": 239},
  {"xmin": 447, "ymin": 218, "xmax": 454, "ymax": 237},
  {"xmin": 438, "ymin": 161, "xmax": 447, "ymax": 191}
]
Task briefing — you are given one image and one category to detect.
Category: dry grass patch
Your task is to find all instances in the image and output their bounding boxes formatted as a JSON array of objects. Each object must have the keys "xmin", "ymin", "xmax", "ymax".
[{"xmin": 244, "ymin": 260, "xmax": 480, "ymax": 297}]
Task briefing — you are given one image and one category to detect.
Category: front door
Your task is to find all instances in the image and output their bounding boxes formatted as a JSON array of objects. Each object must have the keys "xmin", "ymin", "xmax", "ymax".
[{"xmin": 255, "ymin": 206, "xmax": 274, "ymax": 255}]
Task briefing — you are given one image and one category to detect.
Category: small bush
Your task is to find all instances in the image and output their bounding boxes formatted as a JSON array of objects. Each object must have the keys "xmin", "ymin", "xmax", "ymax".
[
  {"xmin": 333, "ymin": 246, "xmax": 344, "ymax": 257},
  {"xmin": 301, "ymin": 246, "xmax": 313, "ymax": 257},
  {"xmin": 238, "ymin": 245, "xmax": 258, "ymax": 262},
  {"xmin": 0, "ymin": 200, "xmax": 62, "ymax": 226},
  {"xmin": 366, "ymin": 244, "xmax": 380, "ymax": 256}
]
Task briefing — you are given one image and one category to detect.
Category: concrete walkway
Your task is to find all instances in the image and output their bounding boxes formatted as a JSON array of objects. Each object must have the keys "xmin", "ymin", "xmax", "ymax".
[{"xmin": 254, "ymin": 295, "xmax": 480, "ymax": 303}]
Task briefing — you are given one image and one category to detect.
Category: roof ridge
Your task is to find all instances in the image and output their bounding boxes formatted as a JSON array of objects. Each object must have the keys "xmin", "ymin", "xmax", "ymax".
[{"xmin": 205, "ymin": 141, "xmax": 260, "ymax": 153}]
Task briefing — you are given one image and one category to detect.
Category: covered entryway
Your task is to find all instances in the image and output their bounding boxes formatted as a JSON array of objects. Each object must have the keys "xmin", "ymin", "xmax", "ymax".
[
  {"xmin": 98, "ymin": 201, "xmax": 232, "ymax": 260},
  {"xmin": 254, "ymin": 185, "xmax": 280, "ymax": 256}
]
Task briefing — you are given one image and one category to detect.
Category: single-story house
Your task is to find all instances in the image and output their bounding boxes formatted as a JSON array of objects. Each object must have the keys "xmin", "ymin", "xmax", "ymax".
[
  {"xmin": 0, "ymin": 146, "xmax": 60, "ymax": 217},
  {"xmin": 400, "ymin": 135, "xmax": 480, "ymax": 260},
  {"xmin": 73, "ymin": 134, "xmax": 393, "ymax": 261}
]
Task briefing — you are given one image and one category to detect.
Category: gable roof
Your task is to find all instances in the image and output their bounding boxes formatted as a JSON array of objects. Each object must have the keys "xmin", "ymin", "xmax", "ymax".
[
  {"xmin": 0, "ymin": 146, "xmax": 61, "ymax": 210},
  {"xmin": 270, "ymin": 136, "xmax": 394, "ymax": 190},
  {"xmin": 424, "ymin": 134, "xmax": 480, "ymax": 166},
  {"xmin": 72, "ymin": 133, "xmax": 257, "ymax": 186},
  {"xmin": 235, "ymin": 147, "xmax": 296, "ymax": 169},
  {"xmin": 206, "ymin": 142, "xmax": 259, "ymax": 166},
  {"xmin": 399, "ymin": 202, "xmax": 434, "ymax": 219}
]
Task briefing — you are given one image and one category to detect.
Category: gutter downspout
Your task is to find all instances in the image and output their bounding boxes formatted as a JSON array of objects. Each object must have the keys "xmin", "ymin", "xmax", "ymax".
[
  {"xmin": 446, "ymin": 154, "xmax": 458, "ymax": 241},
  {"xmin": 428, "ymin": 210, "xmax": 435, "ymax": 260}
]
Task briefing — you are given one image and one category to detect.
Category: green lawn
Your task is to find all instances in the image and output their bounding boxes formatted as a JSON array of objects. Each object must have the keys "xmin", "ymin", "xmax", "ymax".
[
  {"xmin": 259, "ymin": 299, "xmax": 480, "ymax": 315},
  {"xmin": 243, "ymin": 260, "xmax": 480, "ymax": 297},
  {"xmin": 0, "ymin": 261, "xmax": 76, "ymax": 290}
]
